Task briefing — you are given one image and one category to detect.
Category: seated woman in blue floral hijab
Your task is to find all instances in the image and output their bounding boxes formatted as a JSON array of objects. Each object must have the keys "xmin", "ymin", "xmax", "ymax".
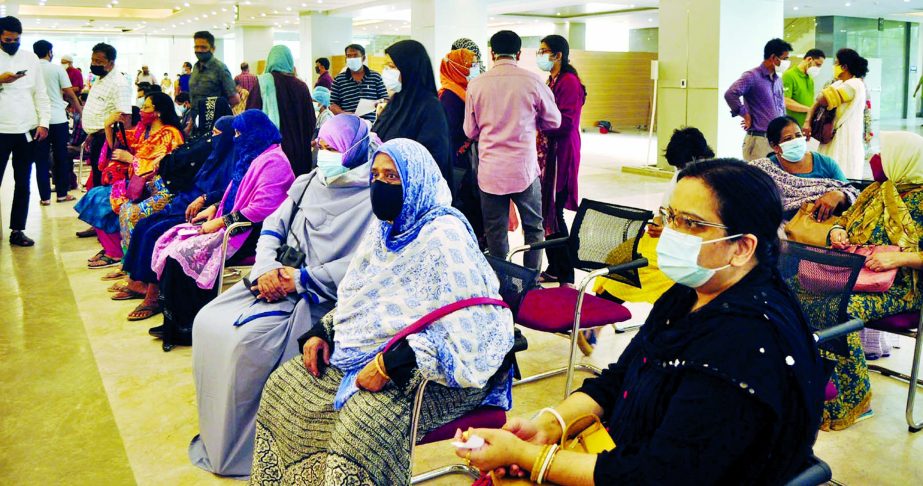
[{"xmin": 249, "ymin": 138, "xmax": 514, "ymax": 485}]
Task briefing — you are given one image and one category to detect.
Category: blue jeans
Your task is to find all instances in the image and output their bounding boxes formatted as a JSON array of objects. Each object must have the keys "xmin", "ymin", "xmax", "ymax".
[
  {"xmin": 34, "ymin": 122, "xmax": 71, "ymax": 200},
  {"xmin": 480, "ymin": 178, "xmax": 545, "ymax": 270}
]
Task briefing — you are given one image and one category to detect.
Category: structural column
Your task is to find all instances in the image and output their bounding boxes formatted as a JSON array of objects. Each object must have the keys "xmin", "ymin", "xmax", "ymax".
[
  {"xmin": 299, "ymin": 12, "xmax": 354, "ymax": 85},
  {"xmin": 411, "ymin": 0, "xmax": 489, "ymax": 74},
  {"xmin": 656, "ymin": 0, "xmax": 784, "ymax": 168},
  {"xmin": 234, "ymin": 25, "xmax": 274, "ymax": 74}
]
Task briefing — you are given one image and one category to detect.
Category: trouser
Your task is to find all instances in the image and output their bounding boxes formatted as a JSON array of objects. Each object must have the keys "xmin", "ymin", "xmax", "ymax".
[
  {"xmin": 545, "ymin": 188, "xmax": 575, "ymax": 284},
  {"xmin": 34, "ymin": 122, "xmax": 71, "ymax": 200},
  {"xmin": 0, "ymin": 133, "xmax": 35, "ymax": 231},
  {"xmin": 96, "ymin": 229, "xmax": 124, "ymax": 259},
  {"xmin": 742, "ymin": 133, "xmax": 773, "ymax": 161},
  {"xmin": 481, "ymin": 178, "xmax": 544, "ymax": 270},
  {"xmin": 88, "ymin": 132, "xmax": 105, "ymax": 188}
]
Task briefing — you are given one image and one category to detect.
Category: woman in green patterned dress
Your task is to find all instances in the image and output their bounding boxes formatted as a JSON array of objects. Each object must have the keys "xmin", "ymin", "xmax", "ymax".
[{"xmin": 824, "ymin": 131, "xmax": 923, "ymax": 430}]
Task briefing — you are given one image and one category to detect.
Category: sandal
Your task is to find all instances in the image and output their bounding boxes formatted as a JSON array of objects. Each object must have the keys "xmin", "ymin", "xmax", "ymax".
[
  {"xmin": 101, "ymin": 270, "xmax": 127, "ymax": 281},
  {"xmin": 127, "ymin": 303, "xmax": 162, "ymax": 321},
  {"xmin": 88, "ymin": 249, "xmax": 106, "ymax": 263},
  {"xmin": 111, "ymin": 289, "xmax": 144, "ymax": 301},
  {"xmin": 538, "ymin": 272, "xmax": 559, "ymax": 284},
  {"xmin": 108, "ymin": 282, "xmax": 132, "ymax": 293},
  {"xmin": 88, "ymin": 255, "xmax": 121, "ymax": 269},
  {"xmin": 56, "ymin": 195, "xmax": 77, "ymax": 202}
]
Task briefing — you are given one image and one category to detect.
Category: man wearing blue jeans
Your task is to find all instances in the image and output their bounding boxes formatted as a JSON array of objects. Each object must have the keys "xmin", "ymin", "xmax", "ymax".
[{"xmin": 33, "ymin": 39, "xmax": 82, "ymax": 204}]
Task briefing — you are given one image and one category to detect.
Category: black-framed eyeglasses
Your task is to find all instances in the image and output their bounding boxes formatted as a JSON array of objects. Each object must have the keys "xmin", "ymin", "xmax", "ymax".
[{"xmin": 659, "ymin": 207, "xmax": 729, "ymax": 231}]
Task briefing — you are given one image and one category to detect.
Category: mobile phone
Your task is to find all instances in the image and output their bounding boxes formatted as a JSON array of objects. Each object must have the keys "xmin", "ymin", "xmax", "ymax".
[
  {"xmin": 242, "ymin": 277, "xmax": 262, "ymax": 297},
  {"xmin": 192, "ymin": 220, "xmax": 205, "ymax": 226},
  {"xmin": 15, "ymin": 70, "xmax": 26, "ymax": 76}
]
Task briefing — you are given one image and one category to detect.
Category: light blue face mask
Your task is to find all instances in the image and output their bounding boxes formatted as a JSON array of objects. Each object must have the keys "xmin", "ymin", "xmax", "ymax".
[
  {"xmin": 656, "ymin": 227, "xmax": 741, "ymax": 288},
  {"xmin": 536, "ymin": 53, "xmax": 554, "ymax": 72},
  {"xmin": 467, "ymin": 64, "xmax": 480, "ymax": 81},
  {"xmin": 316, "ymin": 134, "xmax": 369, "ymax": 180},
  {"xmin": 779, "ymin": 136, "xmax": 807, "ymax": 162}
]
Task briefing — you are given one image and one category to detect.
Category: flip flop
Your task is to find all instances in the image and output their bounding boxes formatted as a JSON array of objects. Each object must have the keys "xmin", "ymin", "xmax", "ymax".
[
  {"xmin": 111, "ymin": 289, "xmax": 144, "ymax": 301},
  {"xmin": 101, "ymin": 270, "xmax": 127, "ymax": 281},
  {"xmin": 127, "ymin": 303, "xmax": 162, "ymax": 321},
  {"xmin": 76, "ymin": 228, "xmax": 96, "ymax": 238},
  {"xmin": 88, "ymin": 249, "xmax": 105, "ymax": 263},
  {"xmin": 108, "ymin": 282, "xmax": 132, "ymax": 293},
  {"xmin": 56, "ymin": 195, "xmax": 77, "ymax": 203},
  {"xmin": 88, "ymin": 255, "xmax": 121, "ymax": 269}
]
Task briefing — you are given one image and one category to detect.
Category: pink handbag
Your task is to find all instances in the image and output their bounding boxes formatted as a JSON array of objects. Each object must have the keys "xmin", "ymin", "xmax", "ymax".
[{"xmin": 799, "ymin": 245, "xmax": 901, "ymax": 294}]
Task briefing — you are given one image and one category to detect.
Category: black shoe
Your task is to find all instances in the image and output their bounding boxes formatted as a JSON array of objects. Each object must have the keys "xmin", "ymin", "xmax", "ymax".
[
  {"xmin": 76, "ymin": 227, "xmax": 95, "ymax": 238},
  {"xmin": 148, "ymin": 326, "xmax": 164, "ymax": 339},
  {"xmin": 162, "ymin": 342, "xmax": 176, "ymax": 352},
  {"xmin": 9, "ymin": 231, "xmax": 34, "ymax": 247}
]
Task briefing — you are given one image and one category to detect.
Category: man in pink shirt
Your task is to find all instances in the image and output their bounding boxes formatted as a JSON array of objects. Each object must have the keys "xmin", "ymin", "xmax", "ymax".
[{"xmin": 465, "ymin": 30, "xmax": 561, "ymax": 269}]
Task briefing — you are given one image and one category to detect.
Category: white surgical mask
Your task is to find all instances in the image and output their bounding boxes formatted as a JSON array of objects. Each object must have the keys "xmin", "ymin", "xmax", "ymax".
[
  {"xmin": 779, "ymin": 137, "xmax": 808, "ymax": 162},
  {"xmin": 776, "ymin": 59, "xmax": 791, "ymax": 74},
  {"xmin": 316, "ymin": 150, "xmax": 349, "ymax": 179},
  {"xmin": 656, "ymin": 227, "xmax": 741, "ymax": 288},
  {"xmin": 806, "ymin": 65, "xmax": 821, "ymax": 78},
  {"xmin": 346, "ymin": 57, "xmax": 363, "ymax": 72},
  {"xmin": 536, "ymin": 53, "xmax": 554, "ymax": 72},
  {"xmin": 467, "ymin": 65, "xmax": 480, "ymax": 82},
  {"xmin": 381, "ymin": 67, "xmax": 402, "ymax": 93}
]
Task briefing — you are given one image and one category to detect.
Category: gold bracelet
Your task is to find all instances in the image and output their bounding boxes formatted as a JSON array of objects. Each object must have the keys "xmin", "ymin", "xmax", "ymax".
[
  {"xmin": 530, "ymin": 445, "xmax": 552, "ymax": 482},
  {"xmin": 373, "ymin": 353, "xmax": 391, "ymax": 381},
  {"xmin": 537, "ymin": 444, "xmax": 561, "ymax": 484}
]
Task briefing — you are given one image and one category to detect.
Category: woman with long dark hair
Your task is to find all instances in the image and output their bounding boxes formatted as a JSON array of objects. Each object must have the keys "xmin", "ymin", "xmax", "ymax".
[
  {"xmin": 536, "ymin": 34, "xmax": 586, "ymax": 285},
  {"xmin": 458, "ymin": 160, "xmax": 825, "ymax": 485},
  {"xmin": 373, "ymin": 40, "xmax": 453, "ymax": 193}
]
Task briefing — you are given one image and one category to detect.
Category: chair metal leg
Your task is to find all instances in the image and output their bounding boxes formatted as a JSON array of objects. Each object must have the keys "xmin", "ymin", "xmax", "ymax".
[
  {"xmin": 411, "ymin": 464, "xmax": 481, "ymax": 484},
  {"xmin": 514, "ymin": 364, "xmax": 603, "ymax": 387},
  {"xmin": 407, "ymin": 379, "xmax": 429, "ymax": 481},
  {"xmin": 564, "ymin": 268, "xmax": 611, "ymax": 397},
  {"xmin": 866, "ymin": 311, "xmax": 923, "ymax": 432}
]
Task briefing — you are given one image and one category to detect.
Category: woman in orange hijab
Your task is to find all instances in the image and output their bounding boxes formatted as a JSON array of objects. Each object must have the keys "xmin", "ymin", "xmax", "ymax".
[{"xmin": 438, "ymin": 48, "xmax": 484, "ymax": 243}]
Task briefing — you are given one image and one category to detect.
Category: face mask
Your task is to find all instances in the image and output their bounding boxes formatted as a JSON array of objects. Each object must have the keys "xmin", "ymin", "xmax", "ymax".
[
  {"xmin": 315, "ymin": 66, "xmax": 320, "ymax": 74},
  {"xmin": 779, "ymin": 137, "xmax": 807, "ymax": 162},
  {"xmin": 195, "ymin": 51, "xmax": 213, "ymax": 63},
  {"xmin": 316, "ymin": 150, "xmax": 350, "ymax": 179},
  {"xmin": 806, "ymin": 65, "xmax": 821, "ymax": 78},
  {"xmin": 90, "ymin": 64, "xmax": 109, "ymax": 77},
  {"xmin": 775, "ymin": 58, "xmax": 791, "ymax": 74},
  {"xmin": 139, "ymin": 111, "xmax": 157, "ymax": 126},
  {"xmin": 1, "ymin": 41, "xmax": 20, "ymax": 56},
  {"xmin": 833, "ymin": 64, "xmax": 844, "ymax": 79},
  {"xmin": 346, "ymin": 57, "xmax": 363, "ymax": 72},
  {"xmin": 467, "ymin": 66, "xmax": 480, "ymax": 82},
  {"xmin": 656, "ymin": 227, "xmax": 741, "ymax": 288},
  {"xmin": 381, "ymin": 68, "xmax": 402, "ymax": 93},
  {"xmin": 536, "ymin": 53, "xmax": 554, "ymax": 72},
  {"xmin": 370, "ymin": 180, "xmax": 403, "ymax": 222}
]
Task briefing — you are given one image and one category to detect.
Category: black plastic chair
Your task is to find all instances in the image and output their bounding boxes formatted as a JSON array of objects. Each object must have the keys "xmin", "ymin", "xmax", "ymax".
[{"xmin": 507, "ymin": 199, "xmax": 651, "ymax": 396}]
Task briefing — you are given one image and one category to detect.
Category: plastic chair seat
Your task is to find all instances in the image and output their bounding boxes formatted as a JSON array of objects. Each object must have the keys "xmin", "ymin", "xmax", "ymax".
[
  {"xmin": 867, "ymin": 312, "xmax": 919, "ymax": 334},
  {"xmin": 517, "ymin": 286, "xmax": 632, "ymax": 333},
  {"xmin": 418, "ymin": 408, "xmax": 506, "ymax": 445}
]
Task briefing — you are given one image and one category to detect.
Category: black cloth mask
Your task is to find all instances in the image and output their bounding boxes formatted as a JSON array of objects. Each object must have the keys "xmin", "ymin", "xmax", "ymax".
[
  {"xmin": 370, "ymin": 180, "xmax": 403, "ymax": 222},
  {"xmin": 195, "ymin": 51, "xmax": 213, "ymax": 63},
  {"xmin": 90, "ymin": 65, "xmax": 109, "ymax": 77},
  {"xmin": 1, "ymin": 41, "xmax": 20, "ymax": 56}
]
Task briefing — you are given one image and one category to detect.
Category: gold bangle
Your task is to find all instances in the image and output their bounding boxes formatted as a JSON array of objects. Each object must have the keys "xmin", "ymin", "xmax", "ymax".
[
  {"xmin": 530, "ymin": 445, "xmax": 551, "ymax": 482},
  {"xmin": 537, "ymin": 445, "xmax": 560, "ymax": 484},
  {"xmin": 373, "ymin": 353, "xmax": 391, "ymax": 381}
]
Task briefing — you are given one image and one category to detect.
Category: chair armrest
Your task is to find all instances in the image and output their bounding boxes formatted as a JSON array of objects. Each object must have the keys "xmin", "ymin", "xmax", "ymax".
[
  {"xmin": 220, "ymin": 221, "xmax": 253, "ymax": 256},
  {"xmin": 507, "ymin": 237, "xmax": 570, "ymax": 261},
  {"xmin": 577, "ymin": 258, "xmax": 649, "ymax": 296},
  {"xmin": 814, "ymin": 318, "xmax": 864, "ymax": 344}
]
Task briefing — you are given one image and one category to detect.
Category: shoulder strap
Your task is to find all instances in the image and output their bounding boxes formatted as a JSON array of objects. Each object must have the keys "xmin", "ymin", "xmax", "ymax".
[
  {"xmin": 285, "ymin": 175, "xmax": 314, "ymax": 246},
  {"xmin": 382, "ymin": 297, "xmax": 509, "ymax": 353}
]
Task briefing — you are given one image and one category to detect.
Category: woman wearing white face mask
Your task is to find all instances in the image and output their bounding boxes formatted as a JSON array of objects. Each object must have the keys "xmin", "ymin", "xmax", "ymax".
[
  {"xmin": 373, "ymin": 40, "xmax": 453, "ymax": 195},
  {"xmin": 751, "ymin": 115, "xmax": 859, "ymax": 221},
  {"xmin": 460, "ymin": 160, "xmax": 826, "ymax": 485},
  {"xmin": 188, "ymin": 113, "xmax": 376, "ymax": 476}
]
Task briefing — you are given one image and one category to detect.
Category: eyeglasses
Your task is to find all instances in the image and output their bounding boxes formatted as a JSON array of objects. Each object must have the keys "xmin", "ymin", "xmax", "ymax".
[{"xmin": 658, "ymin": 207, "xmax": 729, "ymax": 231}]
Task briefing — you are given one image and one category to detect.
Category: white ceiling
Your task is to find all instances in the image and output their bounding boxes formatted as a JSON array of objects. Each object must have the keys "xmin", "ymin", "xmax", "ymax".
[{"xmin": 0, "ymin": 0, "xmax": 920, "ymax": 37}]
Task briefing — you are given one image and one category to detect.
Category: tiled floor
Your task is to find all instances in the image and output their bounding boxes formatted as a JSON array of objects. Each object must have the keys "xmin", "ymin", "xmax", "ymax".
[{"xmin": 2, "ymin": 125, "xmax": 923, "ymax": 485}]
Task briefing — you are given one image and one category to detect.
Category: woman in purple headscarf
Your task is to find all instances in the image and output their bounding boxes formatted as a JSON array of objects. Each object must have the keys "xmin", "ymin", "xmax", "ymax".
[
  {"xmin": 150, "ymin": 110, "xmax": 295, "ymax": 351},
  {"xmin": 187, "ymin": 114, "xmax": 376, "ymax": 477}
]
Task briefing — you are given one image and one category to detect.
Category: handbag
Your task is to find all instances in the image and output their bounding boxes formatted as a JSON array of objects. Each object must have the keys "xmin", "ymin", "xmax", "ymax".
[
  {"xmin": 810, "ymin": 106, "xmax": 837, "ymax": 145},
  {"xmin": 159, "ymin": 132, "xmax": 214, "ymax": 193},
  {"xmin": 126, "ymin": 174, "xmax": 149, "ymax": 202},
  {"xmin": 798, "ymin": 245, "xmax": 901, "ymax": 294},
  {"xmin": 483, "ymin": 414, "xmax": 616, "ymax": 485},
  {"xmin": 784, "ymin": 202, "xmax": 836, "ymax": 247}
]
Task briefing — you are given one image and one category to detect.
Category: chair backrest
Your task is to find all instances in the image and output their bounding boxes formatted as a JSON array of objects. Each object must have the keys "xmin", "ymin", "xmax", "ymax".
[
  {"xmin": 777, "ymin": 241, "xmax": 866, "ymax": 356},
  {"xmin": 568, "ymin": 199, "xmax": 653, "ymax": 288},
  {"xmin": 485, "ymin": 255, "xmax": 539, "ymax": 316}
]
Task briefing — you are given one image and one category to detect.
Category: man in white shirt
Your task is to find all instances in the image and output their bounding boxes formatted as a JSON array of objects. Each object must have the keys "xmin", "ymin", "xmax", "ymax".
[
  {"xmin": 33, "ymin": 40, "xmax": 82, "ymax": 205},
  {"xmin": 136, "ymin": 65, "xmax": 157, "ymax": 87},
  {"xmin": 0, "ymin": 16, "xmax": 50, "ymax": 247},
  {"xmin": 81, "ymin": 42, "xmax": 131, "ymax": 191}
]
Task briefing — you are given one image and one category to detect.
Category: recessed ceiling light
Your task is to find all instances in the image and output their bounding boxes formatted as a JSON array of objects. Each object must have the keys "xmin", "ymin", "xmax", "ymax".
[
  {"xmin": 112, "ymin": 0, "xmax": 119, "ymax": 4},
  {"xmin": 260, "ymin": 13, "xmax": 266, "ymax": 17},
  {"xmin": 793, "ymin": 6, "xmax": 799, "ymax": 10},
  {"xmin": 647, "ymin": 18, "xmax": 653, "ymax": 22},
  {"xmin": 183, "ymin": 2, "xmax": 190, "ymax": 7},
  {"xmin": 844, "ymin": 1, "xmax": 850, "ymax": 5}
]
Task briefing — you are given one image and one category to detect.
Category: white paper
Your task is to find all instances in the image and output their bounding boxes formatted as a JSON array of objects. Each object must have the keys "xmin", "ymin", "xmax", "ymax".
[
  {"xmin": 354, "ymin": 98, "xmax": 377, "ymax": 117},
  {"xmin": 451, "ymin": 434, "xmax": 485, "ymax": 450}
]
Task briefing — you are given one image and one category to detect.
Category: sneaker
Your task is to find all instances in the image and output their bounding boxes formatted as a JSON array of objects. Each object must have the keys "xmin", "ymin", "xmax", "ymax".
[{"xmin": 9, "ymin": 231, "xmax": 35, "ymax": 247}]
